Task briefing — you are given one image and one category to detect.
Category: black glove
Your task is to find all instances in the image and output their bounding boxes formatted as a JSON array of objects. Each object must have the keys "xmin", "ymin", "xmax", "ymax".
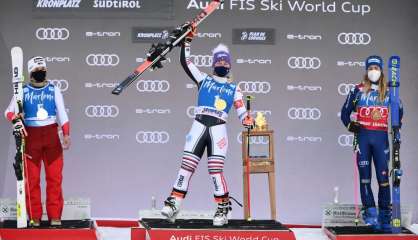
[{"xmin": 348, "ymin": 121, "xmax": 361, "ymax": 133}]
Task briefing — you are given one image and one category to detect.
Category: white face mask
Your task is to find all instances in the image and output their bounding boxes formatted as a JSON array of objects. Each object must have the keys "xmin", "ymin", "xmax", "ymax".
[{"xmin": 368, "ymin": 69, "xmax": 381, "ymax": 83}]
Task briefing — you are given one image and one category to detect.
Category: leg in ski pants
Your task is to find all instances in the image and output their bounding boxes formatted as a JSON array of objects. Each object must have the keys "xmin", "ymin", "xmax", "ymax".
[
  {"xmin": 25, "ymin": 124, "xmax": 64, "ymax": 221},
  {"xmin": 172, "ymin": 120, "xmax": 229, "ymax": 201},
  {"xmin": 357, "ymin": 129, "xmax": 391, "ymax": 211}
]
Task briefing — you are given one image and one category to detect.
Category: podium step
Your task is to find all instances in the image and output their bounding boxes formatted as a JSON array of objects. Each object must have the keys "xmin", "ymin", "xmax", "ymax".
[{"xmin": 324, "ymin": 226, "xmax": 418, "ymax": 240}]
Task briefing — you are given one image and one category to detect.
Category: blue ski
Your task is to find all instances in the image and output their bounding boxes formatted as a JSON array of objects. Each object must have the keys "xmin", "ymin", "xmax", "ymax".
[{"xmin": 388, "ymin": 55, "xmax": 401, "ymax": 234}]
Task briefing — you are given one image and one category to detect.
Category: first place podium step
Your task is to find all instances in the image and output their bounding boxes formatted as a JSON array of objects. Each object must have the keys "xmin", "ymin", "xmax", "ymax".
[{"xmin": 136, "ymin": 218, "xmax": 296, "ymax": 240}]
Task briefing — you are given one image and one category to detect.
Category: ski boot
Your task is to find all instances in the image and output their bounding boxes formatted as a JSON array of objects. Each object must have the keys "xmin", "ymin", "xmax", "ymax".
[
  {"xmin": 376, "ymin": 209, "xmax": 392, "ymax": 233},
  {"xmin": 362, "ymin": 207, "xmax": 378, "ymax": 227},
  {"xmin": 213, "ymin": 199, "xmax": 232, "ymax": 227},
  {"xmin": 161, "ymin": 196, "xmax": 182, "ymax": 223}
]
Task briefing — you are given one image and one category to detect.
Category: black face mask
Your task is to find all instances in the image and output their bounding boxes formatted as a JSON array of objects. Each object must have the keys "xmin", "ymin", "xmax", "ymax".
[
  {"xmin": 31, "ymin": 70, "xmax": 47, "ymax": 82},
  {"xmin": 214, "ymin": 66, "xmax": 230, "ymax": 77}
]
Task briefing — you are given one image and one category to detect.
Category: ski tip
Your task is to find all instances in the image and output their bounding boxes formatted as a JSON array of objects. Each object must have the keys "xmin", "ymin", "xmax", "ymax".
[{"xmin": 111, "ymin": 87, "xmax": 122, "ymax": 95}]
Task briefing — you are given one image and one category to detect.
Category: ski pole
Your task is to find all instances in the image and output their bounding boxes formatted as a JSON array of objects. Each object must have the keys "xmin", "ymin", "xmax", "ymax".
[{"xmin": 245, "ymin": 95, "xmax": 254, "ymax": 221}]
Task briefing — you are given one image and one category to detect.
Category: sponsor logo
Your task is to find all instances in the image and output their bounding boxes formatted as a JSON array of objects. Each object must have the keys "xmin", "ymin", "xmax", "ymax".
[
  {"xmin": 136, "ymin": 80, "xmax": 170, "ymax": 93},
  {"xmin": 190, "ymin": 54, "xmax": 212, "ymax": 67},
  {"xmin": 93, "ymin": 0, "xmax": 141, "ymax": 9},
  {"xmin": 197, "ymin": 32, "xmax": 222, "ymax": 39},
  {"xmin": 186, "ymin": 83, "xmax": 197, "ymax": 89},
  {"xmin": 337, "ymin": 32, "xmax": 371, "ymax": 45},
  {"xmin": 287, "ymin": 85, "xmax": 322, "ymax": 92},
  {"xmin": 86, "ymin": 54, "xmax": 119, "ymax": 66},
  {"xmin": 49, "ymin": 79, "xmax": 69, "ymax": 92},
  {"xmin": 237, "ymin": 132, "xmax": 269, "ymax": 145},
  {"xmin": 135, "ymin": 108, "xmax": 171, "ymax": 115},
  {"xmin": 232, "ymin": 28, "xmax": 275, "ymax": 45},
  {"xmin": 288, "ymin": 107, "xmax": 321, "ymax": 120},
  {"xmin": 135, "ymin": 131, "xmax": 170, "ymax": 144},
  {"xmin": 238, "ymin": 81, "xmax": 271, "ymax": 94},
  {"xmin": 288, "ymin": 56, "xmax": 321, "ymax": 70},
  {"xmin": 85, "ymin": 31, "xmax": 121, "ymax": 38},
  {"xmin": 236, "ymin": 58, "xmax": 272, "ymax": 64},
  {"xmin": 186, "ymin": 106, "xmax": 198, "ymax": 118},
  {"xmin": 337, "ymin": 61, "xmax": 365, "ymax": 67},
  {"xmin": 84, "ymin": 134, "xmax": 120, "ymax": 140},
  {"xmin": 85, "ymin": 105, "xmax": 119, "ymax": 118},
  {"xmin": 286, "ymin": 136, "xmax": 322, "ymax": 143},
  {"xmin": 44, "ymin": 56, "xmax": 71, "ymax": 63},
  {"xmin": 132, "ymin": 27, "xmax": 171, "ymax": 43},
  {"xmin": 36, "ymin": 27, "xmax": 69, "ymax": 40},
  {"xmin": 337, "ymin": 83, "xmax": 355, "ymax": 96},
  {"xmin": 286, "ymin": 33, "xmax": 322, "ymax": 40},
  {"xmin": 85, "ymin": 82, "xmax": 118, "ymax": 88},
  {"xmin": 338, "ymin": 134, "xmax": 354, "ymax": 147},
  {"xmin": 35, "ymin": 0, "xmax": 81, "ymax": 8}
]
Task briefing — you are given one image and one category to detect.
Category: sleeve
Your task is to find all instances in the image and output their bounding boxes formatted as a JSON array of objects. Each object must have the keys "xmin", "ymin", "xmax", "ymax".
[
  {"xmin": 54, "ymin": 86, "xmax": 70, "ymax": 136},
  {"xmin": 4, "ymin": 96, "xmax": 17, "ymax": 122},
  {"xmin": 180, "ymin": 42, "xmax": 207, "ymax": 86},
  {"xmin": 340, "ymin": 86, "xmax": 359, "ymax": 128},
  {"xmin": 233, "ymin": 86, "xmax": 247, "ymax": 122}
]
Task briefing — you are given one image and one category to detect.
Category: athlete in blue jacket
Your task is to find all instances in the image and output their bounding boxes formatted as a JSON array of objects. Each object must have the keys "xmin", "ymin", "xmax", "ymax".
[
  {"xmin": 161, "ymin": 26, "xmax": 254, "ymax": 226},
  {"xmin": 341, "ymin": 55, "xmax": 403, "ymax": 232}
]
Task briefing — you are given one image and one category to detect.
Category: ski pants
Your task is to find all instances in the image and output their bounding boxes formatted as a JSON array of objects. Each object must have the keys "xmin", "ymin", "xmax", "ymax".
[
  {"xmin": 171, "ymin": 117, "xmax": 229, "ymax": 202},
  {"xmin": 25, "ymin": 124, "xmax": 64, "ymax": 220},
  {"xmin": 356, "ymin": 129, "xmax": 390, "ymax": 210}
]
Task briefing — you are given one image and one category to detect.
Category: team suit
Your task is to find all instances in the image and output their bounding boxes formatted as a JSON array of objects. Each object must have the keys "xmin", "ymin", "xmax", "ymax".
[
  {"xmin": 161, "ymin": 39, "xmax": 251, "ymax": 226},
  {"xmin": 340, "ymin": 55, "xmax": 403, "ymax": 231},
  {"xmin": 5, "ymin": 56, "xmax": 70, "ymax": 225}
]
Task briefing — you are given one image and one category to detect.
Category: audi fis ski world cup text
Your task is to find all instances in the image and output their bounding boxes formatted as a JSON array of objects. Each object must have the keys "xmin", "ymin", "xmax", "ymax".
[{"xmin": 187, "ymin": 0, "xmax": 371, "ymax": 15}]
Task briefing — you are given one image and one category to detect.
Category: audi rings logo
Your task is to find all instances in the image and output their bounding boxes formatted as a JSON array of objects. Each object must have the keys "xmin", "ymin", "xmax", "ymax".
[
  {"xmin": 85, "ymin": 105, "xmax": 119, "ymax": 118},
  {"xmin": 338, "ymin": 33, "xmax": 371, "ymax": 45},
  {"xmin": 238, "ymin": 81, "xmax": 271, "ymax": 94},
  {"xmin": 86, "ymin": 54, "xmax": 119, "ymax": 67},
  {"xmin": 288, "ymin": 57, "xmax": 321, "ymax": 70},
  {"xmin": 288, "ymin": 107, "xmax": 321, "ymax": 120},
  {"xmin": 338, "ymin": 83, "xmax": 355, "ymax": 96},
  {"xmin": 36, "ymin": 28, "xmax": 69, "ymax": 40},
  {"xmin": 136, "ymin": 131, "xmax": 170, "ymax": 144},
  {"xmin": 186, "ymin": 106, "xmax": 198, "ymax": 118},
  {"xmin": 190, "ymin": 55, "xmax": 212, "ymax": 67},
  {"xmin": 338, "ymin": 134, "xmax": 354, "ymax": 147},
  {"xmin": 49, "ymin": 79, "xmax": 69, "ymax": 92},
  {"xmin": 237, "ymin": 132, "xmax": 269, "ymax": 145},
  {"xmin": 136, "ymin": 80, "xmax": 170, "ymax": 93}
]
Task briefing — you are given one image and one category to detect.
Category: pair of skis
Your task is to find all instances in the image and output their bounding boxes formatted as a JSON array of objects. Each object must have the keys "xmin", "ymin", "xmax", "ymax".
[
  {"xmin": 111, "ymin": 0, "xmax": 224, "ymax": 95},
  {"xmin": 11, "ymin": 46, "xmax": 30, "ymax": 228},
  {"xmin": 388, "ymin": 56, "xmax": 402, "ymax": 234}
]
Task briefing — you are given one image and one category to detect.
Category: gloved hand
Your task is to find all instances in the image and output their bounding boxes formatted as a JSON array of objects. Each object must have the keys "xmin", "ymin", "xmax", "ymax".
[
  {"xmin": 12, "ymin": 117, "xmax": 27, "ymax": 137},
  {"xmin": 184, "ymin": 22, "xmax": 197, "ymax": 43},
  {"xmin": 242, "ymin": 115, "xmax": 254, "ymax": 128},
  {"xmin": 348, "ymin": 121, "xmax": 361, "ymax": 133}
]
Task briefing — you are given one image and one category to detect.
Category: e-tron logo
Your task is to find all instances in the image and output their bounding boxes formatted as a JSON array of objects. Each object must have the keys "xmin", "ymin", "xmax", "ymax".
[
  {"xmin": 238, "ymin": 81, "xmax": 271, "ymax": 94},
  {"xmin": 136, "ymin": 131, "xmax": 170, "ymax": 144},
  {"xmin": 86, "ymin": 54, "xmax": 119, "ymax": 66},
  {"xmin": 85, "ymin": 105, "xmax": 119, "ymax": 118},
  {"xmin": 287, "ymin": 85, "xmax": 322, "ymax": 92},
  {"xmin": 288, "ymin": 57, "xmax": 321, "ymax": 70},
  {"xmin": 136, "ymin": 80, "xmax": 170, "ymax": 93},
  {"xmin": 338, "ymin": 83, "xmax": 355, "ymax": 96},
  {"xmin": 190, "ymin": 55, "xmax": 212, "ymax": 67},
  {"xmin": 197, "ymin": 32, "xmax": 222, "ymax": 39},
  {"xmin": 286, "ymin": 136, "xmax": 322, "ymax": 143},
  {"xmin": 36, "ymin": 28, "xmax": 69, "ymax": 40},
  {"xmin": 337, "ymin": 33, "xmax": 371, "ymax": 45},
  {"xmin": 286, "ymin": 34, "xmax": 322, "ymax": 40},
  {"xmin": 337, "ymin": 61, "xmax": 365, "ymax": 67},
  {"xmin": 86, "ymin": 31, "xmax": 121, "ymax": 38},
  {"xmin": 237, "ymin": 132, "xmax": 269, "ymax": 145},
  {"xmin": 236, "ymin": 58, "xmax": 272, "ymax": 64},
  {"xmin": 338, "ymin": 134, "xmax": 354, "ymax": 147},
  {"xmin": 49, "ymin": 79, "xmax": 69, "ymax": 92},
  {"xmin": 186, "ymin": 106, "xmax": 198, "ymax": 118},
  {"xmin": 288, "ymin": 107, "xmax": 321, "ymax": 120}
]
